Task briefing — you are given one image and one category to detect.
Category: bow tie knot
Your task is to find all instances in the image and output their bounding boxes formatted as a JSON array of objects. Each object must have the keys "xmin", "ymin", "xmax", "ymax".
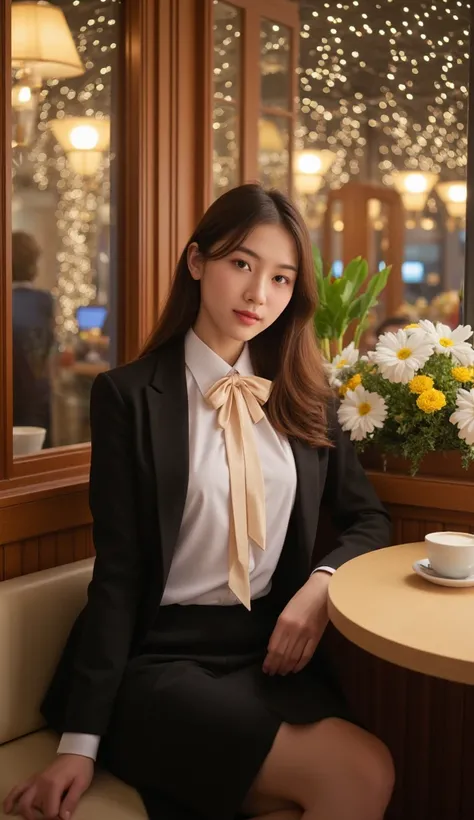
[{"xmin": 204, "ymin": 372, "xmax": 272, "ymax": 609}]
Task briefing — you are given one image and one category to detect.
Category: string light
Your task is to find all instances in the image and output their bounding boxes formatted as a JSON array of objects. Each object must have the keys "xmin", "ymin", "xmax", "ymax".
[
  {"xmin": 213, "ymin": 0, "xmax": 469, "ymax": 199},
  {"xmin": 297, "ymin": 0, "xmax": 469, "ymax": 191}
]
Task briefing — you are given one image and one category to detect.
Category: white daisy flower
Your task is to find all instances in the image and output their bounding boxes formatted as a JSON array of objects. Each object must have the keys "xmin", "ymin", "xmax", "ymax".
[
  {"xmin": 369, "ymin": 329, "xmax": 434, "ymax": 384},
  {"xmin": 325, "ymin": 342, "xmax": 359, "ymax": 387},
  {"xmin": 450, "ymin": 388, "xmax": 474, "ymax": 446},
  {"xmin": 337, "ymin": 385, "xmax": 388, "ymax": 442},
  {"xmin": 418, "ymin": 320, "xmax": 474, "ymax": 366}
]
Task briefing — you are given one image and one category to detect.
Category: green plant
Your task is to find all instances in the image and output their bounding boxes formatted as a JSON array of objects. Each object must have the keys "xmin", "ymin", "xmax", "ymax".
[{"xmin": 313, "ymin": 248, "xmax": 391, "ymax": 358}]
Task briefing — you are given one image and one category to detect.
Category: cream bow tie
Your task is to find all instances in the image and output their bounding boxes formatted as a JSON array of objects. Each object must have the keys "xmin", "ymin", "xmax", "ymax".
[{"xmin": 205, "ymin": 373, "xmax": 272, "ymax": 610}]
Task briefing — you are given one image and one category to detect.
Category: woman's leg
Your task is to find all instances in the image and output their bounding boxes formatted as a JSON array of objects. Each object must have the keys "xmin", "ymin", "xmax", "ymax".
[{"xmin": 242, "ymin": 718, "xmax": 394, "ymax": 820}]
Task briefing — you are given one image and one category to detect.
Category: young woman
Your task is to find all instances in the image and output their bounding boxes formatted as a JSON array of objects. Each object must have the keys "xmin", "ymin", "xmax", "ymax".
[{"xmin": 4, "ymin": 184, "xmax": 393, "ymax": 820}]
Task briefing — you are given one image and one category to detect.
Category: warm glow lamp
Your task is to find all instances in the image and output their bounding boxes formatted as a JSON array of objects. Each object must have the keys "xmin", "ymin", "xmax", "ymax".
[
  {"xmin": 12, "ymin": 1, "xmax": 84, "ymax": 79},
  {"xmin": 392, "ymin": 171, "xmax": 438, "ymax": 212},
  {"xmin": 293, "ymin": 149, "xmax": 337, "ymax": 194},
  {"xmin": 436, "ymin": 181, "xmax": 467, "ymax": 219},
  {"xmin": 50, "ymin": 117, "xmax": 111, "ymax": 176},
  {"xmin": 11, "ymin": 1, "xmax": 84, "ymax": 146}
]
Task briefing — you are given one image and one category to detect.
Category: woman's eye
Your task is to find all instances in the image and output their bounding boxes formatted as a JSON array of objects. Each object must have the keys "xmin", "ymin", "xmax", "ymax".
[
  {"xmin": 233, "ymin": 258, "xmax": 251, "ymax": 271},
  {"xmin": 274, "ymin": 274, "xmax": 290, "ymax": 285}
]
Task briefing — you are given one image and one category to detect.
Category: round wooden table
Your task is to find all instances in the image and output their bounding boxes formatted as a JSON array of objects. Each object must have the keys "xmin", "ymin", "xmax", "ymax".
[
  {"xmin": 324, "ymin": 541, "xmax": 474, "ymax": 820},
  {"xmin": 328, "ymin": 541, "xmax": 474, "ymax": 685}
]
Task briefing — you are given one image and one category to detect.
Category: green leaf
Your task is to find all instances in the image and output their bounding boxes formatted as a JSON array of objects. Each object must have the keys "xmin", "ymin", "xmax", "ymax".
[
  {"xmin": 340, "ymin": 258, "xmax": 368, "ymax": 306},
  {"xmin": 313, "ymin": 247, "xmax": 327, "ymax": 306}
]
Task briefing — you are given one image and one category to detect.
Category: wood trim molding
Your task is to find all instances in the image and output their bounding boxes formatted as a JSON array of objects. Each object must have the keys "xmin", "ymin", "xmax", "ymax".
[
  {"xmin": 118, "ymin": 0, "xmax": 160, "ymax": 361},
  {"xmin": 195, "ymin": 0, "xmax": 214, "ymax": 214},
  {"xmin": 367, "ymin": 470, "xmax": 474, "ymax": 514},
  {"xmin": 225, "ymin": 0, "xmax": 299, "ymax": 26},
  {"xmin": 0, "ymin": 0, "xmax": 12, "ymax": 481}
]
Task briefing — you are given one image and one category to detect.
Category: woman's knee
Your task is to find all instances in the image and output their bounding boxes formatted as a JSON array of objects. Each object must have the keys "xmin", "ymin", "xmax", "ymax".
[
  {"xmin": 336, "ymin": 720, "xmax": 395, "ymax": 807},
  {"xmin": 246, "ymin": 718, "xmax": 394, "ymax": 814}
]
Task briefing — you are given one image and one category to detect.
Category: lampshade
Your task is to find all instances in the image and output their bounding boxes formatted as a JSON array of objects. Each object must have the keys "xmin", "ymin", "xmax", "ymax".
[
  {"xmin": 392, "ymin": 171, "xmax": 438, "ymax": 212},
  {"xmin": 436, "ymin": 181, "xmax": 467, "ymax": 219},
  {"xmin": 12, "ymin": 1, "xmax": 84, "ymax": 79},
  {"xmin": 259, "ymin": 119, "xmax": 284, "ymax": 153},
  {"xmin": 51, "ymin": 117, "xmax": 110, "ymax": 151},
  {"xmin": 50, "ymin": 117, "xmax": 110, "ymax": 176},
  {"xmin": 293, "ymin": 149, "xmax": 337, "ymax": 194}
]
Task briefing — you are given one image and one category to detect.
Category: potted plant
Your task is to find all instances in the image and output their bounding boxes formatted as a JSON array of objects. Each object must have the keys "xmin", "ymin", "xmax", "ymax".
[{"xmin": 313, "ymin": 249, "xmax": 391, "ymax": 360}]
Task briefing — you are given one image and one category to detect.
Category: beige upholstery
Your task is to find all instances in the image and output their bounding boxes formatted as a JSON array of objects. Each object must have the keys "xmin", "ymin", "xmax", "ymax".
[{"xmin": 0, "ymin": 560, "xmax": 147, "ymax": 819}]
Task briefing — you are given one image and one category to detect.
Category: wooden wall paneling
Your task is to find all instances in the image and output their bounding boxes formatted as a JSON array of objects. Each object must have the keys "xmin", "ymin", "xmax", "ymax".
[
  {"xmin": 21, "ymin": 537, "xmax": 39, "ymax": 576},
  {"xmin": 38, "ymin": 534, "xmax": 58, "ymax": 571},
  {"xmin": 174, "ymin": 0, "xmax": 200, "ymax": 254},
  {"xmin": 0, "ymin": 526, "xmax": 94, "ymax": 582},
  {"xmin": 57, "ymin": 530, "xmax": 75, "ymax": 566},
  {"xmin": 3, "ymin": 543, "xmax": 21, "ymax": 580}
]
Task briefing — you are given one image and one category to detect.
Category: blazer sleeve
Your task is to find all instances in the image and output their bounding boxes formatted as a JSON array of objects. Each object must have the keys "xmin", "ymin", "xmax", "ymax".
[
  {"xmin": 62, "ymin": 371, "xmax": 144, "ymax": 735},
  {"xmin": 317, "ymin": 401, "xmax": 392, "ymax": 570}
]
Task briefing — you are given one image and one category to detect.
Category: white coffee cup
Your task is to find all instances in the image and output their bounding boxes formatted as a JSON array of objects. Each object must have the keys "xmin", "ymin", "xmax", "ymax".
[
  {"xmin": 425, "ymin": 531, "xmax": 474, "ymax": 579},
  {"xmin": 12, "ymin": 426, "xmax": 46, "ymax": 457}
]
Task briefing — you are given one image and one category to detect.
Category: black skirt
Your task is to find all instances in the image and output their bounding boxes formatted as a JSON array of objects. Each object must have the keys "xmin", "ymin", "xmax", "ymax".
[{"xmin": 101, "ymin": 592, "xmax": 349, "ymax": 820}]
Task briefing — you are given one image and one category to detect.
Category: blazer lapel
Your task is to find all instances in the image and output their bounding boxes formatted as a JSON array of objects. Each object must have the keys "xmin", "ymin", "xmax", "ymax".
[
  {"xmin": 290, "ymin": 438, "xmax": 322, "ymax": 560},
  {"xmin": 146, "ymin": 338, "xmax": 189, "ymax": 586}
]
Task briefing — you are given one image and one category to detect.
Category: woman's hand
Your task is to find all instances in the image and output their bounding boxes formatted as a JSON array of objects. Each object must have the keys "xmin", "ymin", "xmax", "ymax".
[
  {"xmin": 3, "ymin": 753, "xmax": 94, "ymax": 820},
  {"xmin": 263, "ymin": 571, "xmax": 331, "ymax": 676}
]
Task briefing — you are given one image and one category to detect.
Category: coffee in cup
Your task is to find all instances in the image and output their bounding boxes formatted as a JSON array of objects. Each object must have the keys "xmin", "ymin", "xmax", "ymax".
[{"xmin": 425, "ymin": 531, "xmax": 474, "ymax": 579}]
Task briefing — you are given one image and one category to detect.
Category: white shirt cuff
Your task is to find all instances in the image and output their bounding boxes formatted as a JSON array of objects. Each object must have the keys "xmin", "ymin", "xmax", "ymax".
[
  {"xmin": 311, "ymin": 566, "xmax": 336, "ymax": 576},
  {"xmin": 57, "ymin": 733, "xmax": 100, "ymax": 761}
]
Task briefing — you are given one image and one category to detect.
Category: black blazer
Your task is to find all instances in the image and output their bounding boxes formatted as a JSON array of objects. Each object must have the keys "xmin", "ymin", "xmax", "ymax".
[{"xmin": 41, "ymin": 335, "xmax": 391, "ymax": 738}]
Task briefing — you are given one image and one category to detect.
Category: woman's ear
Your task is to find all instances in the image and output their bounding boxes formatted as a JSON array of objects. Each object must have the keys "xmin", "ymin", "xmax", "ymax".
[{"xmin": 187, "ymin": 242, "xmax": 204, "ymax": 281}]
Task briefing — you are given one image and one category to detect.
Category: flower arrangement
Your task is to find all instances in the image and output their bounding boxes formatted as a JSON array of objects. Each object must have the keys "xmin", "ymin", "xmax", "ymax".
[{"xmin": 329, "ymin": 320, "xmax": 474, "ymax": 474}]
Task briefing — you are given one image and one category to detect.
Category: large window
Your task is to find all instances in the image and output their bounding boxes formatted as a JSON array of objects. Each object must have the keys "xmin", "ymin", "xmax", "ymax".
[
  {"xmin": 211, "ymin": 0, "xmax": 299, "ymax": 199},
  {"xmin": 294, "ymin": 1, "xmax": 470, "ymax": 331},
  {"xmin": 10, "ymin": 0, "xmax": 119, "ymax": 455}
]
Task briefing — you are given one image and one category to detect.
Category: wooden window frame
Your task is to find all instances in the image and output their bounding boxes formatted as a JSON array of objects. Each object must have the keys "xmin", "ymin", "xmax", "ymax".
[
  {"xmin": 0, "ymin": 0, "xmax": 200, "ymax": 503},
  {"xmin": 198, "ymin": 0, "xmax": 299, "ymax": 212}
]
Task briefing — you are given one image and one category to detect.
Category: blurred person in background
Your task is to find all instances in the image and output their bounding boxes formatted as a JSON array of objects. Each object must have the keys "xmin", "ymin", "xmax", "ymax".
[{"xmin": 12, "ymin": 231, "xmax": 55, "ymax": 448}]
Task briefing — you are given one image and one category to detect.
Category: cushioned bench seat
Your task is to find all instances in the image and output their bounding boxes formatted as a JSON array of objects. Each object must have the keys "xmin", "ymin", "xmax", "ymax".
[{"xmin": 0, "ymin": 560, "xmax": 147, "ymax": 819}]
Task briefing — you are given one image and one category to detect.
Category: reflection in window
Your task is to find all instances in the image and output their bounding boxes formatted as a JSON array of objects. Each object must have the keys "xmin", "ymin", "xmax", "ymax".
[
  {"xmin": 295, "ymin": 2, "xmax": 469, "ymax": 332},
  {"xmin": 259, "ymin": 116, "xmax": 289, "ymax": 191},
  {"xmin": 11, "ymin": 0, "xmax": 118, "ymax": 454},
  {"xmin": 212, "ymin": 2, "xmax": 241, "ymax": 200},
  {"xmin": 259, "ymin": 20, "xmax": 291, "ymax": 192}
]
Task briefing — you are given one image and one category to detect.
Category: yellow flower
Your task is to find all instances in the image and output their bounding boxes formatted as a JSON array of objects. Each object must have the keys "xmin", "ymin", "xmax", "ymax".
[
  {"xmin": 404, "ymin": 323, "xmax": 420, "ymax": 329},
  {"xmin": 409, "ymin": 375, "xmax": 434, "ymax": 394},
  {"xmin": 416, "ymin": 388, "xmax": 446, "ymax": 414},
  {"xmin": 451, "ymin": 366, "xmax": 474, "ymax": 383},
  {"xmin": 339, "ymin": 373, "xmax": 362, "ymax": 397}
]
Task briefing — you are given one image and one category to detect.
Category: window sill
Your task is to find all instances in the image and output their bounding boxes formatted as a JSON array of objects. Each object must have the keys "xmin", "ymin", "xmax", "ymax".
[{"xmin": 0, "ymin": 467, "xmax": 91, "ymax": 545}]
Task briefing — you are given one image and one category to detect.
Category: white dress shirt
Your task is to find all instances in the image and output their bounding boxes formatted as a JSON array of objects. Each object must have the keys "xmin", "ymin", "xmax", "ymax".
[{"xmin": 58, "ymin": 329, "xmax": 333, "ymax": 761}]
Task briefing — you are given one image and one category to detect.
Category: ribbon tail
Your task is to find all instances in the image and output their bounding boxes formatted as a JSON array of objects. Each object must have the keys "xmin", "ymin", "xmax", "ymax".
[
  {"xmin": 239, "ymin": 395, "xmax": 266, "ymax": 551},
  {"xmin": 228, "ymin": 504, "xmax": 251, "ymax": 610}
]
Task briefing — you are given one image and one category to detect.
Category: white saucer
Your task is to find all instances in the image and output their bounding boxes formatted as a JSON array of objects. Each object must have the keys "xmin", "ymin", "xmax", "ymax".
[{"xmin": 413, "ymin": 558, "xmax": 474, "ymax": 588}]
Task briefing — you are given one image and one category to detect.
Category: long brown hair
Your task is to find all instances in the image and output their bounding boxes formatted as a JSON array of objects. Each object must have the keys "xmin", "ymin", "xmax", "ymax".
[{"xmin": 140, "ymin": 183, "xmax": 332, "ymax": 447}]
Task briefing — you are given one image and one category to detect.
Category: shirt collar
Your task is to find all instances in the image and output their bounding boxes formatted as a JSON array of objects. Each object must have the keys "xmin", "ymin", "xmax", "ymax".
[{"xmin": 185, "ymin": 328, "xmax": 254, "ymax": 397}]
